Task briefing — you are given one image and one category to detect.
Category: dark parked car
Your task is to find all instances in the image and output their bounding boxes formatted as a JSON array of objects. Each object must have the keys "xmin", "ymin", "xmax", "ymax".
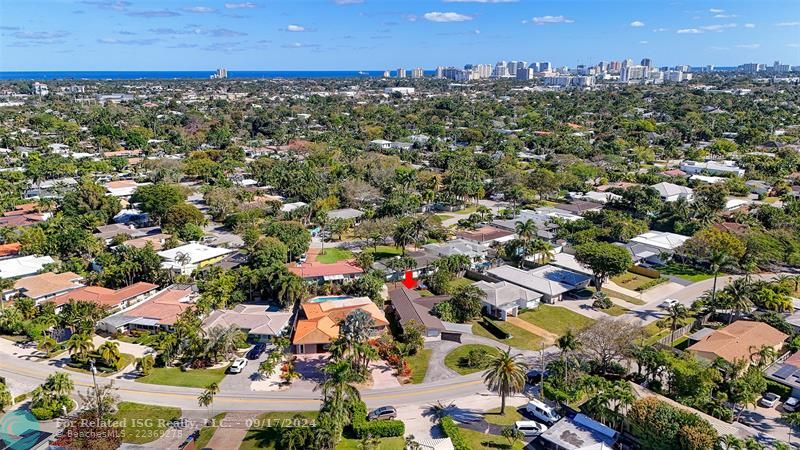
[
  {"xmin": 247, "ymin": 343, "xmax": 267, "ymax": 360},
  {"xmin": 526, "ymin": 369, "xmax": 548, "ymax": 384},
  {"xmin": 367, "ymin": 406, "xmax": 397, "ymax": 421}
]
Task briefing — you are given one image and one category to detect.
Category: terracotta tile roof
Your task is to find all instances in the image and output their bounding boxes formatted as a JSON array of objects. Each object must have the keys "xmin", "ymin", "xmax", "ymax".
[
  {"xmin": 687, "ymin": 321, "xmax": 788, "ymax": 363},
  {"xmin": 120, "ymin": 285, "xmax": 195, "ymax": 326},
  {"xmin": 0, "ymin": 243, "xmax": 22, "ymax": 258},
  {"xmin": 14, "ymin": 272, "xmax": 84, "ymax": 300},
  {"xmin": 47, "ymin": 281, "xmax": 158, "ymax": 308},
  {"xmin": 288, "ymin": 260, "xmax": 363, "ymax": 279},
  {"xmin": 293, "ymin": 297, "xmax": 387, "ymax": 345}
]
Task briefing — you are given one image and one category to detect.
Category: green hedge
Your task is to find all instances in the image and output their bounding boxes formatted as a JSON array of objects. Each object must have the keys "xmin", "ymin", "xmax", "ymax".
[
  {"xmin": 440, "ymin": 416, "xmax": 471, "ymax": 450},
  {"xmin": 350, "ymin": 401, "xmax": 405, "ymax": 438},
  {"xmin": 766, "ymin": 380, "xmax": 792, "ymax": 400},
  {"xmin": 479, "ymin": 317, "xmax": 510, "ymax": 339}
]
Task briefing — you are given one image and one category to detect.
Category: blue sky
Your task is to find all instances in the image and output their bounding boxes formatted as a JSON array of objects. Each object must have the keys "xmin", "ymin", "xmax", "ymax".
[{"xmin": 1, "ymin": 0, "xmax": 799, "ymax": 71}]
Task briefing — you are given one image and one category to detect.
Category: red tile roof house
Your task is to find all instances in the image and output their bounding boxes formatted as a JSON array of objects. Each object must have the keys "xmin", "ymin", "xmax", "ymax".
[
  {"xmin": 47, "ymin": 282, "xmax": 159, "ymax": 313},
  {"xmin": 97, "ymin": 284, "xmax": 197, "ymax": 334},
  {"xmin": 288, "ymin": 259, "xmax": 363, "ymax": 283}
]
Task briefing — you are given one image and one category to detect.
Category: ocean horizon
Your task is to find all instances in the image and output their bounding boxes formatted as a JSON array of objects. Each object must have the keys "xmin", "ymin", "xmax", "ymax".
[{"xmin": 0, "ymin": 70, "xmax": 437, "ymax": 80}]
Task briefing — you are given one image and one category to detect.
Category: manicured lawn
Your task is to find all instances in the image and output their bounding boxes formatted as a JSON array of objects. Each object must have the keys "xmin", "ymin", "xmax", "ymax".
[
  {"xmin": 240, "ymin": 411, "xmax": 402, "ymax": 450},
  {"xmin": 406, "ymin": 348, "xmax": 432, "ymax": 384},
  {"xmin": 662, "ymin": 262, "xmax": 716, "ymax": 282},
  {"xmin": 599, "ymin": 305, "xmax": 628, "ymax": 317},
  {"xmin": 365, "ymin": 245, "xmax": 403, "ymax": 260},
  {"xmin": 641, "ymin": 317, "xmax": 694, "ymax": 345},
  {"xmin": 600, "ymin": 287, "xmax": 646, "ymax": 305},
  {"xmin": 116, "ymin": 402, "xmax": 181, "ymax": 444},
  {"xmin": 458, "ymin": 205, "xmax": 479, "ymax": 215},
  {"xmin": 435, "ymin": 214, "xmax": 454, "ymax": 221},
  {"xmin": 65, "ymin": 353, "xmax": 136, "ymax": 377},
  {"xmin": 483, "ymin": 406, "xmax": 525, "ymax": 426},
  {"xmin": 136, "ymin": 366, "xmax": 227, "ymax": 388},
  {"xmin": 472, "ymin": 318, "xmax": 545, "ymax": 351},
  {"xmin": 196, "ymin": 413, "xmax": 226, "ymax": 449},
  {"xmin": 444, "ymin": 344, "xmax": 500, "ymax": 375},
  {"xmin": 458, "ymin": 427, "xmax": 525, "ymax": 450},
  {"xmin": 316, "ymin": 247, "xmax": 354, "ymax": 264},
  {"xmin": 612, "ymin": 271, "xmax": 658, "ymax": 291},
  {"xmin": 518, "ymin": 305, "xmax": 595, "ymax": 336},
  {"xmin": 449, "ymin": 277, "xmax": 474, "ymax": 290}
]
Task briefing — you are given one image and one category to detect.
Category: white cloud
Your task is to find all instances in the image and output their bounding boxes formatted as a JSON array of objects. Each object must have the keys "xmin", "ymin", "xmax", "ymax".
[
  {"xmin": 443, "ymin": 0, "xmax": 517, "ymax": 2},
  {"xmin": 735, "ymin": 43, "xmax": 760, "ymax": 49},
  {"xmin": 224, "ymin": 2, "xmax": 256, "ymax": 8},
  {"xmin": 531, "ymin": 15, "xmax": 574, "ymax": 25},
  {"xmin": 701, "ymin": 23, "xmax": 737, "ymax": 31},
  {"xmin": 423, "ymin": 12, "xmax": 473, "ymax": 22},
  {"xmin": 286, "ymin": 24, "xmax": 306, "ymax": 32},
  {"xmin": 714, "ymin": 14, "xmax": 736, "ymax": 18},
  {"xmin": 709, "ymin": 8, "xmax": 724, "ymax": 13},
  {"xmin": 183, "ymin": 6, "xmax": 214, "ymax": 13},
  {"xmin": 744, "ymin": 23, "xmax": 755, "ymax": 28},
  {"xmin": 777, "ymin": 21, "xmax": 800, "ymax": 27},
  {"xmin": 652, "ymin": 27, "xmax": 669, "ymax": 32},
  {"xmin": 677, "ymin": 28, "xmax": 702, "ymax": 34},
  {"xmin": 334, "ymin": 0, "xmax": 363, "ymax": 4},
  {"xmin": 630, "ymin": 20, "xmax": 645, "ymax": 27},
  {"xmin": 640, "ymin": 40, "xmax": 648, "ymax": 44}
]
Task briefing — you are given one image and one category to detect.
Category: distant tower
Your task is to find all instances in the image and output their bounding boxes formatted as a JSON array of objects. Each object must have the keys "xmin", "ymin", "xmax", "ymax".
[
  {"xmin": 383, "ymin": 70, "xmax": 390, "ymax": 78},
  {"xmin": 396, "ymin": 68, "xmax": 406, "ymax": 78},
  {"xmin": 640, "ymin": 58, "xmax": 652, "ymax": 67}
]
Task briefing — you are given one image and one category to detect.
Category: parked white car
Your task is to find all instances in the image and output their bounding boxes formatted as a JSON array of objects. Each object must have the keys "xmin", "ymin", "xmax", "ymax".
[
  {"xmin": 759, "ymin": 392, "xmax": 781, "ymax": 408},
  {"xmin": 660, "ymin": 298, "xmax": 679, "ymax": 309},
  {"xmin": 525, "ymin": 399, "xmax": 561, "ymax": 425},
  {"xmin": 514, "ymin": 420, "xmax": 547, "ymax": 437},
  {"xmin": 228, "ymin": 357, "xmax": 248, "ymax": 374},
  {"xmin": 784, "ymin": 397, "xmax": 800, "ymax": 412}
]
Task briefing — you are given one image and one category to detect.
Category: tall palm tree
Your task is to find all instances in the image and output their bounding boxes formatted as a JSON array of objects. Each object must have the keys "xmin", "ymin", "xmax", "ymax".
[
  {"xmin": 531, "ymin": 239, "xmax": 555, "ymax": 265},
  {"xmin": 316, "ymin": 359, "xmax": 361, "ymax": 443},
  {"xmin": 275, "ymin": 272, "xmax": 306, "ymax": 308},
  {"xmin": 393, "ymin": 220, "xmax": 415, "ymax": 256},
  {"xmin": 708, "ymin": 249, "xmax": 735, "ymax": 304},
  {"xmin": 721, "ymin": 278, "xmax": 754, "ymax": 323},
  {"xmin": 749, "ymin": 345, "xmax": 778, "ymax": 370},
  {"xmin": 665, "ymin": 303, "xmax": 689, "ymax": 344},
  {"xmin": 483, "ymin": 346, "xmax": 528, "ymax": 415},
  {"xmin": 515, "ymin": 219, "xmax": 537, "ymax": 243},
  {"xmin": 556, "ymin": 329, "xmax": 580, "ymax": 384},
  {"xmin": 37, "ymin": 335, "xmax": 57, "ymax": 356},
  {"xmin": 46, "ymin": 372, "xmax": 74, "ymax": 397}
]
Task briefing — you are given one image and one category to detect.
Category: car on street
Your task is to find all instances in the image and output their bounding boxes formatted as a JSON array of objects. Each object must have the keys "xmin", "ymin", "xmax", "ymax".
[
  {"xmin": 247, "ymin": 343, "xmax": 267, "ymax": 360},
  {"xmin": 660, "ymin": 298, "xmax": 679, "ymax": 309},
  {"xmin": 784, "ymin": 397, "xmax": 800, "ymax": 412},
  {"xmin": 514, "ymin": 420, "xmax": 548, "ymax": 437},
  {"xmin": 367, "ymin": 406, "xmax": 397, "ymax": 421},
  {"xmin": 526, "ymin": 369, "xmax": 548, "ymax": 385},
  {"xmin": 759, "ymin": 392, "xmax": 781, "ymax": 408},
  {"xmin": 228, "ymin": 357, "xmax": 248, "ymax": 374}
]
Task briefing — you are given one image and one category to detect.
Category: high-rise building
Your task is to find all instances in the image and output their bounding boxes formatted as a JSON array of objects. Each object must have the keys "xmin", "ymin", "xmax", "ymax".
[
  {"xmin": 383, "ymin": 70, "xmax": 391, "ymax": 78},
  {"xmin": 435, "ymin": 66, "xmax": 444, "ymax": 79},
  {"xmin": 621, "ymin": 65, "xmax": 647, "ymax": 82},
  {"xmin": 539, "ymin": 61, "xmax": 551, "ymax": 72},
  {"xmin": 641, "ymin": 58, "xmax": 652, "ymax": 67},
  {"xmin": 516, "ymin": 67, "xmax": 534, "ymax": 80},
  {"xmin": 396, "ymin": 68, "xmax": 406, "ymax": 78},
  {"xmin": 210, "ymin": 68, "xmax": 228, "ymax": 79},
  {"xmin": 528, "ymin": 62, "xmax": 540, "ymax": 72},
  {"xmin": 32, "ymin": 82, "xmax": 49, "ymax": 96},
  {"xmin": 411, "ymin": 67, "xmax": 424, "ymax": 78}
]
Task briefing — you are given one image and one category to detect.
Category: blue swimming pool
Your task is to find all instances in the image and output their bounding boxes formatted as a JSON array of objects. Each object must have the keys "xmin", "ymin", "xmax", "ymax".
[{"xmin": 308, "ymin": 295, "xmax": 353, "ymax": 303}]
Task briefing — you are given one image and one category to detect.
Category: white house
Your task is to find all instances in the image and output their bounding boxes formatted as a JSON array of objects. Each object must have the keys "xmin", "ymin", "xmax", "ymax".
[
  {"xmin": 158, "ymin": 243, "xmax": 234, "ymax": 275},
  {"xmin": 626, "ymin": 230, "xmax": 690, "ymax": 265},
  {"xmin": 0, "ymin": 255, "xmax": 56, "ymax": 280},
  {"xmin": 680, "ymin": 160, "xmax": 745, "ymax": 177},
  {"xmin": 651, "ymin": 182, "xmax": 694, "ymax": 202},
  {"xmin": 473, "ymin": 280, "xmax": 542, "ymax": 320}
]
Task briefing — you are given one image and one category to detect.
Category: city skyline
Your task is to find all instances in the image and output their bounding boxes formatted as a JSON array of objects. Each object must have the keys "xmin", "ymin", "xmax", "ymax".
[{"xmin": 1, "ymin": 0, "xmax": 800, "ymax": 71}]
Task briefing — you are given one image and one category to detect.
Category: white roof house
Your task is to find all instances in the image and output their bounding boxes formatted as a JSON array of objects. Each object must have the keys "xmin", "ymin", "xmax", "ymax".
[
  {"xmin": 281, "ymin": 201, "xmax": 308, "ymax": 213},
  {"xmin": 539, "ymin": 414, "xmax": 618, "ymax": 450},
  {"xmin": 650, "ymin": 182, "xmax": 694, "ymax": 202},
  {"xmin": 0, "ymin": 255, "xmax": 55, "ymax": 279},
  {"xmin": 423, "ymin": 239, "xmax": 488, "ymax": 260},
  {"xmin": 689, "ymin": 174, "xmax": 725, "ymax": 184},
  {"xmin": 158, "ymin": 243, "xmax": 233, "ymax": 274},
  {"xmin": 680, "ymin": 160, "xmax": 745, "ymax": 177},
  {"xmin": 570, "ymin": 191, "xmax": 622, "ymax": 204},
  {"xmin": 488, "ymin": 264, "xmax": 590, "ymax": 302},
  {"xmin": 474, "ymin": 280, "xmax": 542, "ymax": 309},
  {"xmin": 629, "ymin": 230, "xmax": 690, "ymax": 252}
]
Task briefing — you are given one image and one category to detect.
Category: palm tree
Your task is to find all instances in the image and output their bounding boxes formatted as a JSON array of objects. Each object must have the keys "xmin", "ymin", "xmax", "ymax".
[
  {"xmin": 316, "ymin": 359, "xmax": 361, "ymax": 443},
  {"xmin": 37, "ymin": 335, "xmax": 57, "ymax": 356},
  {"xmin": 66, "ymin": 333, "xmax": 94, "ymax": 360},
  {"xmin": 556, "ymin": 329, "xmax": 580, "ymax": 384},
  {"xmin": 198, "ymin": 382, "xmax": 219, "ymax": 412},
  {"xmin": 749, "ymin": 345, "xmax": 777, "ymax": 369},
  {"xmin": 483, "ymin": 346, "xmax": 528, "ymax": 415},
  {"xmin": 515, "ymin": 219, "xmax": 537, "ymax": 243},
  {"xmin": 274, "ymin": 272, "xmax": 305, "ymax": 309},
  {"xmin": 393, "ymin": 220, "xmax": 415, "ymax": 256},
  {"xmin": 98, "ymin": 341, "xmax": 121, "ymax": 368},
  {"xmin": 708, "ymin": 249, "xmax": 735, "ymax": 304},
  {"xmin": 665, "ymin": 303, "xmax": 689, "ymax": 344},
  {"xmin": 46, "ymin": 372, "xmax": 74, "ymax": 397},
  {"xmin": 722, "ymin": 278, "xmax": 754, "ymax": 323},
  {"xmin": 531, "ymin": 239, "xmax": 554, "ymax": 265}
]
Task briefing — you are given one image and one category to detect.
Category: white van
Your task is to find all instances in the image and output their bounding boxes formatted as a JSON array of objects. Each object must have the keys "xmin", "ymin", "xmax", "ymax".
[
  {"xmin": 514, "ymin": 420, "xmax": 547, "ymax": 437},
  {"xmin": 525, "ymin": 399, "xmax": 561, "ymax": 425}
]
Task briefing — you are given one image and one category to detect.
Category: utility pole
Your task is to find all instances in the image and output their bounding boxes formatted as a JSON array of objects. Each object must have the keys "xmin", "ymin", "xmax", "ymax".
[
  {"xmin": 539, "ymin": 344, "xmax": 545, "ymax": 400},
  {"xmin": 89, "ymin": 359, "xmax": 101, "ymax": 419}
]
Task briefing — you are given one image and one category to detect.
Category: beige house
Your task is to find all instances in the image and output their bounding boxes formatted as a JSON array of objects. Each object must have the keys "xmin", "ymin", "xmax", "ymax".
[{"xmin": 687, "ymin": 321, "xmax": 787, "ymax": 364}]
